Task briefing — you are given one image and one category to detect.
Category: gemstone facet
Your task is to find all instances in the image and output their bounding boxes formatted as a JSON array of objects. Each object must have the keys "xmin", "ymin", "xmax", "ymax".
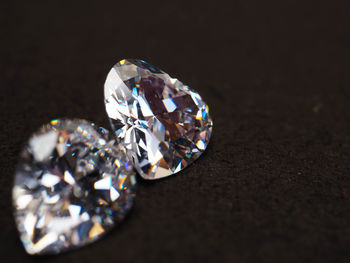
[
  {"xmin": 13, "ymin": 119, "xmax": 136, "ymax": 255},
  {"xmin": 104, "ymin": 59, "xmax": 213, "ymax": 179}
]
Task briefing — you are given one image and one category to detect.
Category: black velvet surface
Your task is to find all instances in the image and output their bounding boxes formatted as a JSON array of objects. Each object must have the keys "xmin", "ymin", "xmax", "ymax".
[{"xmin": 1, "ymin": 1, "xmax": 350, "ymax": 262}]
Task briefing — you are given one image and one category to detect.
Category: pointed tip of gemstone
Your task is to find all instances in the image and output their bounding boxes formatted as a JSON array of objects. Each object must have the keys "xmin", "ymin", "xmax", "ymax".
[
  {"xmin": 104, "ymin": 59, "xmax": 213, "ymax": 180},
  {"xmin": 13, "ymin": 119, "xmax": 136, "ymax": 255}
]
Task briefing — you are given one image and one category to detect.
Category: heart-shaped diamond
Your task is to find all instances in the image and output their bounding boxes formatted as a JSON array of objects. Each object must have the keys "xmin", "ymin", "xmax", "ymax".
[
  {"xmin": 104, "ymin": 59, "xmax": 213, "ymax": 179},
  {"xmin": 13, "ymin": 119, "xmax": 136, "ymax": 255}
]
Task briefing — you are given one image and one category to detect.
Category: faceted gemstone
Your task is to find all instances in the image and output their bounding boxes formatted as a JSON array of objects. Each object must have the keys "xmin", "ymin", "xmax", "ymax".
[
  {"xmin": 104, "ymin": 59, "xmax": 213, "ymax": 179},
  {"xmin": 13, "ymin": 119, "xmax": 136, "ymax": 255}
]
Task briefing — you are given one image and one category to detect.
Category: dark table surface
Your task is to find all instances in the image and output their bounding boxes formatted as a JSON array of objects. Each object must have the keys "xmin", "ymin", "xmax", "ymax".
[{"xmin": 1, "ymin": 0, "xmax": 350, "ymax": 262}]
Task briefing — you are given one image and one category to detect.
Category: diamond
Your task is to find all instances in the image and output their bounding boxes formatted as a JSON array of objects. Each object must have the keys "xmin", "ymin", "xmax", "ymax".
[
  {"xmin": 104, "ymin": 59, "xmax": 213, "ymax": 179},
  {"xmin": 13, "ymin": 119, "xmax": 136, "ymax": 255}
]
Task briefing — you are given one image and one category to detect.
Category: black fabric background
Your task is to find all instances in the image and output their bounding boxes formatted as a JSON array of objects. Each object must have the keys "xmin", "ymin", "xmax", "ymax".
[{"xmin": 1, "ymin": 1, "xmax": 350, "ymax": 262}]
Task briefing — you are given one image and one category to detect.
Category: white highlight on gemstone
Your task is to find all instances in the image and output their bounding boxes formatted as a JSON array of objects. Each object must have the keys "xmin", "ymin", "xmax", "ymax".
[
  {"xmin": 94, "ymin": 177, "xmax": 111, "ymax": 190},
  {"xmin": 28, "ymin": 232, "xmax": 58, "ymax": 255},
  {"xmin": 69, "ymin": 205, "xmax": 82, "ymax": 218},
  {"xmin": 196, "ymin": 140, "xmax": 206, "ymax": 150},
  {"xmin": 110, "ymin": 187, "xmax": 120, "ymax": 201},
  {"xmin": 49, "ymin": 216, "xmax": 85, "ymax": 236},
  {"xmin": 64, "ymin": 171, "xmax": 75, "ymax": 185},
  {"xmin": 29, "ymin": 131, "xmax": 58, "ymax": 161},
  {"xmin": 163, "ymin": 98, "xmax": 177, "ymax": 112},
  {"xmin": 42, "ymin": 191, "xmax": 60, "ymax": 204},
  {"xmin": 16, "ymin": 194, "xmax": 33, "ymax": 209},
  {"xmin": 23, "ymin": 213, "xmax": 36, "ymax": 237},
  {"xmin": 138, "ymin": 96, "xmax": 154, "ymax": 117},
  {"xmin": 41, "ymin": 173, "xmax": 60, "ymax": 187}
]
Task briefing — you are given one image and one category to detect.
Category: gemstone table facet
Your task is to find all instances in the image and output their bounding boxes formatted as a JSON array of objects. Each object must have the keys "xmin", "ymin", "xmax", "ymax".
[
  {"xmin": 13, "ymin": 119, "xmax": 136, "ymax": 255},
  {"xmin": 104, "ymin": 59, "xmax": 213, "ymax": 179}
]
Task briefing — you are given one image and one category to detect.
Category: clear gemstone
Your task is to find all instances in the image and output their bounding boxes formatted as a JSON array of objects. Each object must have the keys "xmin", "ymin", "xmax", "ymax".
[
  {"xmin": 13, "ymin": 119, "xmax": 136, "ymax": 255},
  {"xmin": 104, "ymin": 59, "xmax": 213, "ymax": 179}
]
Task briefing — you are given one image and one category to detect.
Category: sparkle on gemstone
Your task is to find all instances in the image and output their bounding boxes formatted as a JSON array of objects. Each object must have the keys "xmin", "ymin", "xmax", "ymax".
[
  {"xmin": 13, "ymin": 119, "xmax": 136, "ymax": 255},
  {"xmin": 104, "ymin": 59, "xmax": 213, "ymax": 179}
]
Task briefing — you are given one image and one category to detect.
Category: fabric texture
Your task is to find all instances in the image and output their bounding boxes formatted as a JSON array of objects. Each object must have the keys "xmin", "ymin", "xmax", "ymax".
[{"xmin": 0, "ymin": 1, "xmax": 349, "ymax": 262}]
